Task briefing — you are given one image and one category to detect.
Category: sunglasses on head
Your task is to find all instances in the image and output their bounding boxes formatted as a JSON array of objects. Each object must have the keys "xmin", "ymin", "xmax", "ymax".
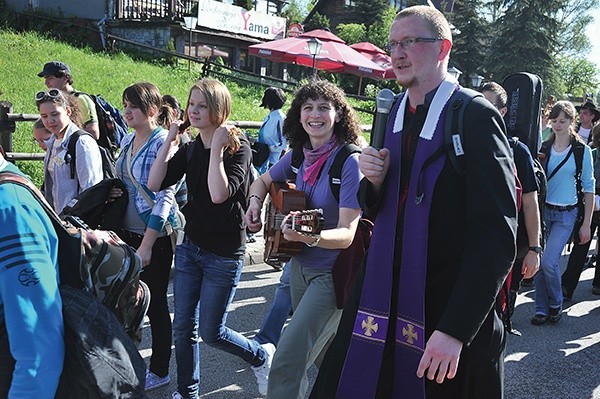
[{"xmin": 35, "ymin": 89, "xmax": 62, "ymax": 101}]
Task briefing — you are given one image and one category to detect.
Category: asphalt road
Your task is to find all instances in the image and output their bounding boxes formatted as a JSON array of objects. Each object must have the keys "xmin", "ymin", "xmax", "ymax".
[{"xmin": 143, "ymin": 234, "xmax": 600, "ymax": 399}]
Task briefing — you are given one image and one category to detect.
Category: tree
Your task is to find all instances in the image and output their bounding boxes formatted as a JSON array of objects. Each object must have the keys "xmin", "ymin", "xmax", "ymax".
[
  {"xmin": 233, "ymin": 0, "xmax": 253, "ymax": 10},
  {"xmin": 336, "ymin": 23, "xmax": 367, "ymax": 44},
  {"xmin": 281, "ymin": 0, "xmax": 306, "ymax": 25},
  {"xmin": 304, "ymin": 12, "xmax": 330, "ymax": 31},
  {"xmin": 347, "ymin": 0, "xmax": 389, "ymax": 26},
  {"xmin": 558, "ymin": 56, "xmax": 600, "ymax": 98},
  {"xmin": 446, "ymin": 0, "xmax": 489, "ymax": 87},
  {"xmin": 484, "ymin": 0, "xmax": 558, "ymax": 92}
]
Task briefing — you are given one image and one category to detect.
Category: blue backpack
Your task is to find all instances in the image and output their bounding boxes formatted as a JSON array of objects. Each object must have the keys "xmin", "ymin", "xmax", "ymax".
[{"xmin": 75, "ymin": 92, "xmax": 128, "ymax": 158}]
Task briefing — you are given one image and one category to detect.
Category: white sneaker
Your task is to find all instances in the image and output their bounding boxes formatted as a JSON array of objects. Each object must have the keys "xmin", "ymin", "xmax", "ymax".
[
  {"xmin": 171, "ymin": 392, "xmax": 183, "ymax": 399},
  {"xmin": 251, "ymin": 343, "xmax": 276, "ymax": 396}
]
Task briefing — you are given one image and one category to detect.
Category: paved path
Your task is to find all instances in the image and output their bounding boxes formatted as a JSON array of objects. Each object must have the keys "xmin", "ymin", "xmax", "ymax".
[{"xmin": 142, "ymin": 234, "xmax": 600, "ymax": 399}]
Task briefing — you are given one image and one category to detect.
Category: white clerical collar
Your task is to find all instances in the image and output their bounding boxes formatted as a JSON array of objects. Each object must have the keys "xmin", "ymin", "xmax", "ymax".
[{"xmin": 393, "ymin": 74, "xmax": 459, "ymax": 140}]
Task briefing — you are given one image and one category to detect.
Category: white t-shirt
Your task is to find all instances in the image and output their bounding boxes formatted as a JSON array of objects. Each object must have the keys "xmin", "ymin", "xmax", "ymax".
[{"xmin": 578, "ymin": 126, "xmax": 591, "ymax": 143}]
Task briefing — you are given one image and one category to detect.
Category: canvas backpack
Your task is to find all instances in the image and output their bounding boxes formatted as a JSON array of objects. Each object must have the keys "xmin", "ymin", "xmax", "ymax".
[
  {"xmin": 0, "ymin": 172, "xmax": 148, "ymax": 340},
  {"xmin": 66, "ymin": 129, "xmax": 117, "ymax": 181},
  {"xmin": 74, "ymin": 92, "xmax": 128, "ymax": 159},
  {"xmin": 0, "ymin": 173, "xmax": 148, "ymax": 399}
]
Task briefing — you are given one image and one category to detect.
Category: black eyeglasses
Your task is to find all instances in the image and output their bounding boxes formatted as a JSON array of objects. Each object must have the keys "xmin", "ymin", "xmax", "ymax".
[
  {"xmin": 385, "ymin": 37, "xmax": 443, "ymax": 52},
  {"xmin": 35, "ymin": 89, "xmax": 62, "ymax": 102}
]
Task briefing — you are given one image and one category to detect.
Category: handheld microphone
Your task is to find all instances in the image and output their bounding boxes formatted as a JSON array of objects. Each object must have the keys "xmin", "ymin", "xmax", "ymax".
[{"xmin": 371, "ymin": 88, "xmax": 395, "ymax": 149}]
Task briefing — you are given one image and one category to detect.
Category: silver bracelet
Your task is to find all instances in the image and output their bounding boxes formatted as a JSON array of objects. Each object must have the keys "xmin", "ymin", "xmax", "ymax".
[{"xmin": 248, "ymin": 194, "xmax": 263, "ymax": 206}]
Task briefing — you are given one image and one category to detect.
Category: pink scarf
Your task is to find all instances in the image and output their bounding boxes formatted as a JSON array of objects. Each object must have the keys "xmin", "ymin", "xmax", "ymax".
[{"xmin": 302, "ymin": 136, "xmax": 338, "ymax": 186}]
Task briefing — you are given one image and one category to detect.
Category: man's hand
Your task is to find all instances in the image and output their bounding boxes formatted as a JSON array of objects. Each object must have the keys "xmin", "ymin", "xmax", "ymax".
[
  {"xmin": 358, "ymin": 146, "xmax": 390, "ymax": 187},
  {"xmin": 522, "ymin": 251, "xmax": 540, "ymax": 279},
  {"xmin": 417, "ymin": 330, "xmax": 463, "ymax": 384}
]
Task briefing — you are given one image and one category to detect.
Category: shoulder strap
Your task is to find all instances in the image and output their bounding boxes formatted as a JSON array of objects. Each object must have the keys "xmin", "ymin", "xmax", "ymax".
[
  {"xmin": 572, "ymin": 139, "xmax": 585, "ymax": 207},
  {"xmin": 66, "ymin": 130, "xmax": 93, "ymax": 180},
  {"xmin": 289, "ymin": 144, "xmax": 361, "ymax": 203},
  {"xmin": 328, "ymin": 144, "xmax": 362, "ymax": 203},
  {"xmin": 291, "ymin": 148, "xmax": 304, "ymax": 175},
  {"xmin": 443, "ymin": 88, "xmax": 482, "ymax": 176},
  {"xmin": 0, "ymin": 171, "xmax": 62, "ymax": 225}
]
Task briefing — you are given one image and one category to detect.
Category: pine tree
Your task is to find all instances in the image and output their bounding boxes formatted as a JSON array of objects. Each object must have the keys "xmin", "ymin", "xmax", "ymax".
[
  {"xmin": 484, "ymin": 0, "xmax": 557, "ymax": 89},
  {"xmin": 445, "ymin": 0, "xmax": 489, "ymax": 86},
  {"xmin": 347, "ymin": 0, "xmax": 389, "ymax": 26}
]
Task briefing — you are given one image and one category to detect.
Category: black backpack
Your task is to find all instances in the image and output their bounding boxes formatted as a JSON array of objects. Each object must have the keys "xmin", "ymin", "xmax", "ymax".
[
  {"xmin": 74, "ymin": 92, "xmax": 128, "ymax": 159},
  {"xmin": 66, "ymin": 129, "xmax": 117, "ymax": 180}
]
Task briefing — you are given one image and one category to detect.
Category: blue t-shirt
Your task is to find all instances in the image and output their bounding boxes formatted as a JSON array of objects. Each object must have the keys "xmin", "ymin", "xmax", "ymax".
[
  {"xmin": 269, "ymin": 145, "xmax": 362, "ymax": 269},
  {"xmin": 546, "ymin": 143, "xmax": 595, "ymax": 206},
  {"xmin": 0, "ymin": 160, "xmax": 64, "ymax": 398}
]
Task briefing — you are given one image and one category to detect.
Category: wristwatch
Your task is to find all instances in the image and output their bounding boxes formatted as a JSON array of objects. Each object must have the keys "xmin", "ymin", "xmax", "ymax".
[{"xmin": 528, "ymin": 246, "xmax": 543, "ymax": 254}]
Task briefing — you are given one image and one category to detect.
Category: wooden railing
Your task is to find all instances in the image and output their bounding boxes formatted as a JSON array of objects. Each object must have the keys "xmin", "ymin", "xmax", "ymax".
[{"xmin": 114, "ymin": 0, "xmax": 196, "ymax": 20}]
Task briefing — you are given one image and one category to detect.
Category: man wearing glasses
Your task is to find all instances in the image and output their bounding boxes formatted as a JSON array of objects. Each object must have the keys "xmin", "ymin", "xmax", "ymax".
[
  {"xmin": 312, "ymin": 5, "xmax": 516, "ymax": 399},
  {"xmin": 37, "ymin": 61, "xmax": 100, "ymax": 140}
]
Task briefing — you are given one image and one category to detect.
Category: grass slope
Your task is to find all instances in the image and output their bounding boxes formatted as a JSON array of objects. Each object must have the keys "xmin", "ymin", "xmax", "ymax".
[{"xmin": 0, "ymin": 29, "xmax": 373, "ymax": 184}]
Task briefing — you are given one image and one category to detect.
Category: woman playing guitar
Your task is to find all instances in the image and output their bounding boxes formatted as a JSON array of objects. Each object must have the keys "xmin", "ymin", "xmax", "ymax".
[{"xmin": 245, "ymin": 79, "xmax": 364, "ymax": 398}]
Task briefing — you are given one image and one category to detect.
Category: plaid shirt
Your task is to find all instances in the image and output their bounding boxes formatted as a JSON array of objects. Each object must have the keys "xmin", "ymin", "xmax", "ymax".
[{"xmin": 117, "ymin": 128, "xmax": 176, "ymax": 233}]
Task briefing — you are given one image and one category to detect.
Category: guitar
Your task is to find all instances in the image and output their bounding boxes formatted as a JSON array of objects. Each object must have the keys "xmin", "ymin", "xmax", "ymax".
[{"xmin": 263, "ymin": 181, "xmax": 324, "ymax": 264}]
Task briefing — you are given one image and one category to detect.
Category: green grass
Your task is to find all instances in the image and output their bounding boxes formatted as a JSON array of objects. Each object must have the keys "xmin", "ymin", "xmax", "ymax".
[{"xmin": 0, "ymin": 29, "xmax": 373, "ymax": 185}]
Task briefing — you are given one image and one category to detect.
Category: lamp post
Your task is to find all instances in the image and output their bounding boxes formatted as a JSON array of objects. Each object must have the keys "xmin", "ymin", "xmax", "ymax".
[
  {"xmin": 470, "ymin": 73, "xmax": 484, "ymax": 88},
  {"xmin": 307, "ymin": 37, "xmax": 322, "ymax": 76},
  {"xmin": 447, "ymin": 66, "xmax": 462, "ymax": 81},
  {"xmin": 184, "ymin": 16, "xmax": 198, "ymax": 72}
]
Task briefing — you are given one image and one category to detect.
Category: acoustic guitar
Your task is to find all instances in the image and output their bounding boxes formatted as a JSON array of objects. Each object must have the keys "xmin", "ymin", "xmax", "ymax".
[{"xmin": 263, "ymin": 181, "xmax": 324, "ymax": 264}]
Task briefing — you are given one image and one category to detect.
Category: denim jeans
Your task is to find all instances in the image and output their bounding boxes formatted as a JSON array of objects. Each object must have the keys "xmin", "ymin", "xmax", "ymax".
[
  {"xmin": 534, "ymin": 207, "xmax": 578, "ymax": 315},
  {"xmin": 254, "ymin": 261, "xmax": 292, "ymax": 346},
  {"xmin": 172, "ymin": 238, "xmax": 266, "ymax": 398}
]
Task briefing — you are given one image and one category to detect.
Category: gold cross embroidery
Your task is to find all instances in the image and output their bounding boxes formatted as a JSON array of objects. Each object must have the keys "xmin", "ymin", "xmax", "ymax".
[
  {"xmin": 402, "ymin": 323, "xmax": 418, "ymax": 344},
  {"xmin": 361, "ymin": 316, "xmax": 379, "ymax": 337}
]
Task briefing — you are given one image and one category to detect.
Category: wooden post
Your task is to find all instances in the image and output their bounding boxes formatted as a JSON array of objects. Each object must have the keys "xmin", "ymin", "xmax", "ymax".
[{"xmin": 0, "ymin": 102, "xmax": 15, "ymax": 153}]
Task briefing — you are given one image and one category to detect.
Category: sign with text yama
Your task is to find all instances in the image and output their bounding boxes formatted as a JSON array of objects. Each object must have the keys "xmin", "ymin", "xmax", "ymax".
[{"xmin": 197, "ymin": 0, "xmax": 286, "ymax": 40}]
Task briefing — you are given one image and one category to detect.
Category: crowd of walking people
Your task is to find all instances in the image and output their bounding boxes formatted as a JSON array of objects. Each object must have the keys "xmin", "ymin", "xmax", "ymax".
[{"xmin": 1, "ymin": 4, "xmax": 600, "ymax": 399}]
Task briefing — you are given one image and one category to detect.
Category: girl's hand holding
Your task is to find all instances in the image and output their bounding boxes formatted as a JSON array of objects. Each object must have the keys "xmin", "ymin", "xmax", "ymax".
[
  {"xmin": 245, "ymin": 204, "xmax": 263, "ymax": 233},
  {"xmin": 211, "ymin": 126, "xmax": 232, "ymax": 150},
  {"xmin": 168, "ymin": 120, "xmax": 185, "ymax": 143}
]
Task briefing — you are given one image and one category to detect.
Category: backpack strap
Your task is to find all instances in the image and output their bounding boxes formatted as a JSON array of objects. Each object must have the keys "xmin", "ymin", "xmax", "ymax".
[
  {"xmin": 290, "ymin": 143, "xmax": 362, "ymax": 203},
  {"xmin": 0, "ymin": 171, "xmax": 62, "ymax": 225},
  {"xmin": 328, "ymin": 144, "xmax": 362, "ymax": 203},
  {"xmin": 443, "ymin": 87, "xmax": 482, "ymax": 176},
  {"xmin": 572, "ymin": 139, "xmax": 585, "ymax": 210},
  {"xmin": 66, "ymin": 130, "xmax": 93, "ymax": 180},
  {"xmin": 290, "ymin": 148, "xmax": 304, "ymax": 175}
]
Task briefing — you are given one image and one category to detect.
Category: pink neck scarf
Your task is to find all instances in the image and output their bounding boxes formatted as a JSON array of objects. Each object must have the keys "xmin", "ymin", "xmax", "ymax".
[{"xmin": 302, "ymin": 136, "xmax": 338, "ymax": 186}]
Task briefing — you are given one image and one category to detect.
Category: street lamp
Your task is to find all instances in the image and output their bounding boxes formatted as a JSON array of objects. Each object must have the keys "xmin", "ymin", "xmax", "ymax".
[
  {"xmin": 307, "ymin": 37, "xmax": 322, "ymax": 76},
  {"xmin": 184, "ymin": 16, "xmax": 198, "ymax": 72},
  {"xmin": 470, "ymin": 73, "xmax": 484, "ymax": 88},
  {"xmin": 447, "ymin": 66, "xmax": 462, "ymax": 80}
]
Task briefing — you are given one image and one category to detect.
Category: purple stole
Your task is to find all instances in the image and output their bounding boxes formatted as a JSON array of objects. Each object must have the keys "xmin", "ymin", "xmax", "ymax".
[{"xmin": 337, "ymin": 94, "xmax": 451, "ymax": 399}]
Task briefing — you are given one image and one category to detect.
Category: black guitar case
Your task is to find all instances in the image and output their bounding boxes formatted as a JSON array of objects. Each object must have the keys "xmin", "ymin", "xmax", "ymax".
[{"xmin": 502, "ymin": 72, "xmax": 544, "ymax": 156}]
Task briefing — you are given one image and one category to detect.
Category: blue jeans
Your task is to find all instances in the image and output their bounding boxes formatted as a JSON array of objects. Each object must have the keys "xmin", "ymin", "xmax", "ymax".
[
  {"xmin": 254, "ymin": 261, "xmax": 292, "ymax": 346},
  {"xmin": 172, "ymin": 239, "xmax": 266, "ymax": 398},
  {"xmin": 534, "ymin": 207, "xmax": 578, "ymax": 315}
]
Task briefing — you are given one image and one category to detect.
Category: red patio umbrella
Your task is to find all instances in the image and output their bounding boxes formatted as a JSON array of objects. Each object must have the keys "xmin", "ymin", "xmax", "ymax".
[
  {"xmin": 349, "ymin": 42, "xmax": 395, "ymax": 80},
  {"xmin": 248, "ymin": 29, "xmax": 386, "ymax": 80}
]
